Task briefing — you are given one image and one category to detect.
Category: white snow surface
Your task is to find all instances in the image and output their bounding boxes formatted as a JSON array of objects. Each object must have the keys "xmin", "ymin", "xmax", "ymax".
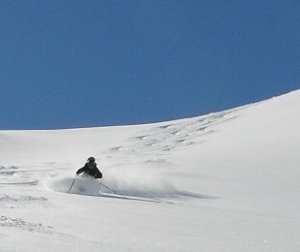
[{"xmin": 1, "ymin": 90, "xmax": 300, "ymax": 252}]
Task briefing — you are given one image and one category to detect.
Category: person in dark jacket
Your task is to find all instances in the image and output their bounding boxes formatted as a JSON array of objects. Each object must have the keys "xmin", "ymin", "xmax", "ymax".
[{"xmin": 76, "ymin": 157, "xmax": 102, "ymax": 179}]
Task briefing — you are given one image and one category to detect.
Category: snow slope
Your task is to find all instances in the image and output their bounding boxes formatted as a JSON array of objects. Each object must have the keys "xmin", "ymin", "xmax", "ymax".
[{"xmin": 0, "ymin": 90, "xmax": 300, "ymax": 252}]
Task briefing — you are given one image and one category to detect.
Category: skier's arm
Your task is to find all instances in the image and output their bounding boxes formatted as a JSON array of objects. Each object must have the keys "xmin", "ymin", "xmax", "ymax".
[
  {"xmin": 76, "ymin": 167, "xmax": 86, "ymax": 175},
  {"xmin": 94, "ymin": 168, "xmax": 102, "ymax": 179}
]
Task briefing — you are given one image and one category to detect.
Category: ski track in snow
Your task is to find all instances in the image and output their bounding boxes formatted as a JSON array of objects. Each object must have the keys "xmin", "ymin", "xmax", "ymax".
[
  {"xmin": 0, "ymin": 216, "xmax": 54, "ymax": 234},
  {"xmin": 108, "ymin": 110, "xmax": 238, "ymax": 157},
  {"xmin": 0, "ymin": 194, "xmax": 48, "ymax": 209},
  {"xmin": 0, "ymin": 165, "xmax": 57, "ymax": 236},
  {"xmin": 0, "ymin": 163, "xmax": 57, "ymax": 186}
]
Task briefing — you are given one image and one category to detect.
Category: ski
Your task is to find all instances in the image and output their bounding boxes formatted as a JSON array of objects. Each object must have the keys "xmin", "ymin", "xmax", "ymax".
[{"xmin": 98, "ymin": 192, "xmax": 162, "ymax": 203}]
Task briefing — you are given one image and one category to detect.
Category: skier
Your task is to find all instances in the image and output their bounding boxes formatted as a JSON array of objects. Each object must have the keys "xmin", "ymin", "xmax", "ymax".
[{"xmin": 76, "ymin": 157, "xmax": 102, "ymax": 179}]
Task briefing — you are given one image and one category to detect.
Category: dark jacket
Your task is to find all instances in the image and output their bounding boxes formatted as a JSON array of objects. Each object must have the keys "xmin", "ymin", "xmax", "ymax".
[{"xmin": 76, "ymin": 163, "xmax": 102, "ymax": 179}]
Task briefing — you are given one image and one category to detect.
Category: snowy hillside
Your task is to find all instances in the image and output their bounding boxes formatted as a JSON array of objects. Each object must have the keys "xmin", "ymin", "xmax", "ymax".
[{"xmin": 1, "ymin": 90, "xmax": 300, "ymax": 252}]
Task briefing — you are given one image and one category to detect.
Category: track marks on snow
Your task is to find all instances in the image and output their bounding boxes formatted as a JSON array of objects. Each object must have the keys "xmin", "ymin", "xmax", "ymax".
[
  {"xmin": 0, "ymin": 165, "xmax": 18, "ymax": 176},
  {"xmin": 0, "ymin": 194, "xmax": 48, "ymax": 209},
  {"xmin": 0, "ymin": 164, "xmax": 54, "ymax": 187},
  {"xmin": 0, "ymin": 216, "xmax": 53, "ymax": 234},
  {"xmin": 107, "ymin": 110, "xmax": 238, "ymax": 158}
]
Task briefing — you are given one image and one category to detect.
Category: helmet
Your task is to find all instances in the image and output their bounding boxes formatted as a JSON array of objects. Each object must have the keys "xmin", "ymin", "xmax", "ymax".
[{"xmin": 87, "ymin": 157, "xmax": 96, "ymax": 163}]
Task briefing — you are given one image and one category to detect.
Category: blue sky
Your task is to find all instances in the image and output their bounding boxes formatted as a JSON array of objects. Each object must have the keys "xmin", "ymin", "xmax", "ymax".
[{"xmin": 0, "ymin": 0, "xmax": 299, "ymax": 130}]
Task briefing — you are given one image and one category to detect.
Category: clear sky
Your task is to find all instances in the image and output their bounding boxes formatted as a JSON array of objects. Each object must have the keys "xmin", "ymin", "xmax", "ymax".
[{"xmin": 0, "ymin": 0, "xmax": 299, "ymax": 130}]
